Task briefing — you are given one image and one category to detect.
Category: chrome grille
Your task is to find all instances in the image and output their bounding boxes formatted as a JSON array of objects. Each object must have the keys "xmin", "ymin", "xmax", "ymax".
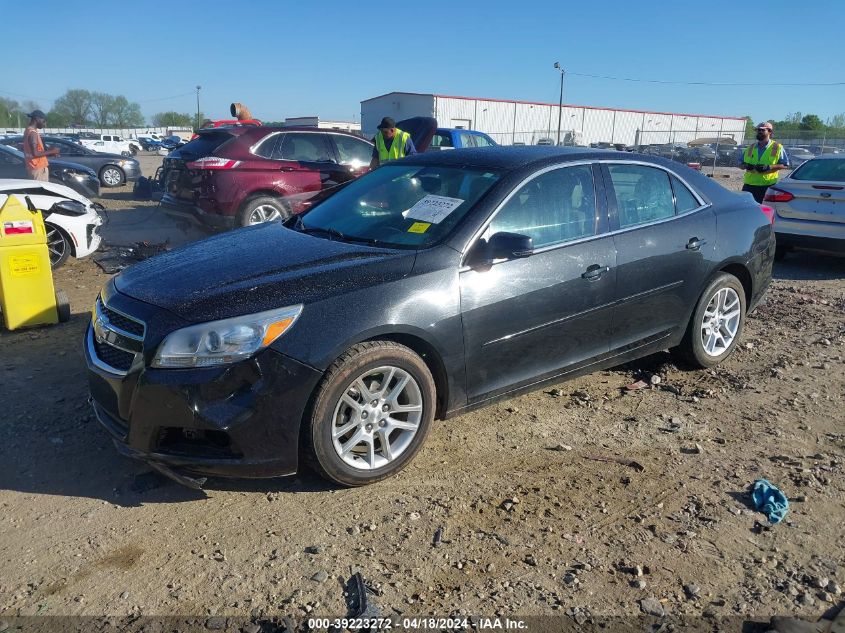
[
  {"xmin": 89, "ymin": 295, "xmax": 146, "ymax": 375},
  {"xmin": 96, "ymin": 296, "xmax": 145, "ymax": 338}
]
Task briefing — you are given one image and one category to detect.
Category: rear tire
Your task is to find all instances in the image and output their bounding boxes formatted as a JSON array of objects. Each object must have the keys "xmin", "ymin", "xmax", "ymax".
[
  {"xmin": 100, "ymin": 165, "xmax": 125, "ymax": 187},
  {"xmin": 302, "ymin": 341, "xmax": 436, "ymax": 486},
  {"xmin": 45, "ymin": 223, "xmax": 71, "ymax": 269},
  {"xmin": 236, "ymin": 196, "xmax": 290, "ymax": 227},
  {"xmin": 677, "ymin": 272, "xmax": 746, "ymax": 369}
]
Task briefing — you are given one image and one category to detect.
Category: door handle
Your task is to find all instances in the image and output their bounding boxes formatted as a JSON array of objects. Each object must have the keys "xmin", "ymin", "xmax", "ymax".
[
  {"xmin": 581, "ymin": 264, "xmax": 610, "ymax": 281},
  {"xmin": 686, "ymin": 237, "xmax": 707, "ymax": 251}
]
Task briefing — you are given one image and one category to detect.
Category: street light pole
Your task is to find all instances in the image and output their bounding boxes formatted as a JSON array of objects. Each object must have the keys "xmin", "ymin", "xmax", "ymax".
[
  {"xmin": 195, "ymin": 85, "xmax": 202, "ymax": 131},
  {"xmin": 554, "ymin": 62, "xmax": 565, "ymax": 145}
]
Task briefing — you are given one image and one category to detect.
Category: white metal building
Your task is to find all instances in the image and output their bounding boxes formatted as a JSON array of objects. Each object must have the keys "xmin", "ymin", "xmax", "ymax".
[
  {"xmin": 283, "ymin": 117, "xmax": 361, "ymax": 133},
  {"xmin": 361, "ymin": 92, "xmax": 747, "ymax": 146}
]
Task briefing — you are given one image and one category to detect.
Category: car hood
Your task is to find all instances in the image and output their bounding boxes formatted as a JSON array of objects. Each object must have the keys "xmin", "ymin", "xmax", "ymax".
[
  {"xmin": 0, "ymin": 178, "xmax": 93, "ymax": 205},
  {"xmin": 396, "ymin": 117, "xmax": 436, "ymax": 152},
  {"xmin": 115, "ymin": 222, "xmax": 414, "ymax": 323},
  {"xmin": 49, "ymin": 158, "xmax": 96, "ymax": 174}
]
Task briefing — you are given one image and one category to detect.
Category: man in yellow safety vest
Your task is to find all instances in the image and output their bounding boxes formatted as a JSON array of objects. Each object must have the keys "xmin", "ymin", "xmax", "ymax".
[
  {"xmin": 740, "ymin": 121, "xmax": 790, "ymax": 203},
  {"xmin": 369, "ymin": 117, "xmax": 417, "ymax": 169}
]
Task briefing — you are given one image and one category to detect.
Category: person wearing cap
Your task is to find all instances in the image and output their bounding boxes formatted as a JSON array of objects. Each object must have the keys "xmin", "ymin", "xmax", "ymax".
[
  {"xmin": 369, "ymin": 117, "xmax": 416, "ymax": 169},
  {"xmin": 23, "ymin": 110, "xmax": 59, "ymax": 181},
  {"xmin": 740, "ymin": 121, "xmax": 789, "ymax": 203}
]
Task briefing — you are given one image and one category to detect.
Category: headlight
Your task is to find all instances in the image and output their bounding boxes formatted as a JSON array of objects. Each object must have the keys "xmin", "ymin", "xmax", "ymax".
[
  {"xmin": 118, "ymin": 160, "xmax": 132, "ymax": 167},
  {"xmin": 152, "ymin": 304, "xmax": 303, "ymax": 368}
]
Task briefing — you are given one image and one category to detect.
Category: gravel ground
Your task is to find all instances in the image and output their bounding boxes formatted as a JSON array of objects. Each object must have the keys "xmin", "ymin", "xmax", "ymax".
[{"xmin": 0, "ymin": 156, "xmax": 843, "ymax": 629}]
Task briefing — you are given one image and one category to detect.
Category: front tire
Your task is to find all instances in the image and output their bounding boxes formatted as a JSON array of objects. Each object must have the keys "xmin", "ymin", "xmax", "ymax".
[
  {"xmin": 302, "ymin": 341, "xmax": 436, "ymax": 486},
  {"xmin": 236, "ymin": 196, "xmax": 291, "ymax": 227},
  {"xmin": 678, "ymin": 272, "xmax": 746, "ymax": 368},
  {"xmin": 45, "ymin": 223, "xmax": 71, "ymax": 268},
  {"xmin": 100, "ymin": 165, "xmax": 125, "ymax": 187}
]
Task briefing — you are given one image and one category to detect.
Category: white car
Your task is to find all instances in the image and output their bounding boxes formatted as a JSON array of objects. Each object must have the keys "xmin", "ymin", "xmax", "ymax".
[
  {"xmin": 0, "ymin": 179, "xmax": 104, "ymax": 268},
  {"xmin": 80, "ymin": 134, "xmax": 133, "ymax": 156}
]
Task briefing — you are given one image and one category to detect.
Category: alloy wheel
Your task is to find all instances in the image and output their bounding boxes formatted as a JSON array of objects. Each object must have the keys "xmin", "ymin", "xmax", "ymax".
[
  {"xmin": 46, "ymin": 225, "xmax": 67, "ymax": 266},
  {"xmin": 331, "ymin": 366, "xmax": 423, "ymax": 471},
  {"xmin": 700, "ymin": 287, "xmax": 741, "ymax": 357},
  {"xmin": 248, "ymin": 205, "xmax": 282, "ymax": 224},
  {"xmin": 102, "ymin": 167, "xmax": 122, "ymax": 186}
]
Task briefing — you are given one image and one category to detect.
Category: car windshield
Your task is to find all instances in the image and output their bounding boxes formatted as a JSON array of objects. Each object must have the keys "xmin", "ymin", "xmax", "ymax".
[
  {"xmin": 791, "ymin": 158, "xmax": 845, "ymax": 182},
  {"xmin": 298, "ymin": 164, "xmax": 501, "ymax": 248}
]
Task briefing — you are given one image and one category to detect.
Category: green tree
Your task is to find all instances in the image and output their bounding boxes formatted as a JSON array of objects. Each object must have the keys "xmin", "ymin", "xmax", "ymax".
[
  {"xmin": 825, "ymin": 113, "xmax": 845, "ymax": 129},
  {"xmin": 744, "ymin": 116, "xmax": 756, "ymax": 138},
  {"xmin": 152, "ymin": 111, "xmax": 195, "ymax": 127},
  {"xmin": 110, "ymin": 96, "xmax": 145, "ymax": 127},
  {"xmin": 90, "ymin": 92, "xmax": 115, "ymax": 127},
  {"xmin": 50, "ymin": 89, "xmax": 93, "ymax": 126},
  {"xmin": 799, "ymin": 114, "xmax": 825, "ymax": 131}
]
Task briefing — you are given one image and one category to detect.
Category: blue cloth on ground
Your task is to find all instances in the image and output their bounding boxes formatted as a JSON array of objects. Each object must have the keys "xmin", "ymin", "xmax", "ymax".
[{"xmin": 751, "ymin": 479, "xmax": 789, "ymax": 524}]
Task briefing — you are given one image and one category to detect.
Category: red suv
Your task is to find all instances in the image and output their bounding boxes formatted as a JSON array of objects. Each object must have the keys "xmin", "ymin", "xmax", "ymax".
[{"xmin": 161, "ymin": 118, "xmax": 434, "ymax": 228}]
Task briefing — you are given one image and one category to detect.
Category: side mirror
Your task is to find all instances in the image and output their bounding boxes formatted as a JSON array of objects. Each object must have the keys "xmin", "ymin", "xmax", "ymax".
[
  {"xmin": 467, "ymin": 231, "xmax": 533, "ymax": 270},
  {"xmin": 489, "ymin": 231, "xmax": 534, "ymax": 260}
]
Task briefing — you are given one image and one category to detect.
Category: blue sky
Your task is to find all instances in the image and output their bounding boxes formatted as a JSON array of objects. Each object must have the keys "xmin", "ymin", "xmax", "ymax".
[{"xmin": 3, "ymin": 0, "xmax": 844, "ymax": 125}]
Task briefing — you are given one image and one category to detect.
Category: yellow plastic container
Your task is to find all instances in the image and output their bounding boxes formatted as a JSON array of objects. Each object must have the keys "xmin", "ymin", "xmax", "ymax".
[{"xmin": 0, "ymin": 194, "xmax": 69, "ymax": 330}]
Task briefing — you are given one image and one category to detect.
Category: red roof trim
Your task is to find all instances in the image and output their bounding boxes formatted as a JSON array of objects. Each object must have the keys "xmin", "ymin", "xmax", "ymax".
[{"xmin": 361, "ymin": 91, "xmax": 746, "ymax": 122}]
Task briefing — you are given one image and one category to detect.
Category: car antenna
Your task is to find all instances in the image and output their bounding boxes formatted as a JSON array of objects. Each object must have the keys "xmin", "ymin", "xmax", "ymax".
[{"xmin": 23, "ymin": 195, "xmax": 37, "ymax": 212}]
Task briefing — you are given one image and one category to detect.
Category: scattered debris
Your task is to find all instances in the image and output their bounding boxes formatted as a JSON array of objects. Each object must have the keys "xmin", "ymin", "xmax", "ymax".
[
  {"xmin": 640, "ymin": 597, "xmax": 665, "ymax": 617},
  {"xmin": 547, "ymin": 443, "xmax": 573, "ymax": 452},
  {"xmin": 584, "ymin": 455, "xmax": 645, "ymax": 472},
  {"xmin": 752, "ymin": 479, "xmax": 790, "ymax": 524},
  {"xmin": 93, "ymin": 240, "xmax": 171, "ymax": 273},
  {"xmin": 624, "ymin": 380, "xmax": 649, "ymax": 392}
]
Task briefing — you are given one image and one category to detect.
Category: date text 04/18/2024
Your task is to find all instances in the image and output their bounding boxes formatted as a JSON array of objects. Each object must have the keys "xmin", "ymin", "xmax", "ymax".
[{"xmin": 307, "ymin": 617, "xmax": 527, "ymax": 630}]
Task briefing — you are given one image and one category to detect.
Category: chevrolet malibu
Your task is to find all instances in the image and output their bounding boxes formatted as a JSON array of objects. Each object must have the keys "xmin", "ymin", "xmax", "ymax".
[{"xmin": 85, "ymin": 147, "xmax": 774, "ymax": 487}]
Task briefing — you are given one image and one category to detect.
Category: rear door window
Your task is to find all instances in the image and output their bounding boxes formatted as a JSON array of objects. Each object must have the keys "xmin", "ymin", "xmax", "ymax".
[
  {"xmin": 607, "ymin": 164, "xmax": 675, "ymax": 228},
  {"xmin": 670, "ymin": 175, "xmax": 701, "ymax": 213},
  {"xmin": 430, "ymin": 133, "xmax": 454, "ymax": 149},
  {"xmin": 330, "ymin": 134, "xmax": 372, "ymax": 166},
  {"xmin": 274, "ymin": 133, "xmax": 333, "ymax": 162},
  {"xmin": 488, "ymin": 164, "xmax": 598, "ymax": 248},
  {"xmin": 253, "ymin": 133, "xmax": 281, "ymax": 158}
]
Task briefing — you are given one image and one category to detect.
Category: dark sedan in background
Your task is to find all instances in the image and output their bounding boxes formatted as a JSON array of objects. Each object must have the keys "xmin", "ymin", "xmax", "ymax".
[
  {"xmin": 0, "ymin": 143, "xmax": 100, "ymax": 198},
  {"xmin": 1, "ymin": 135, "xmax": 141, "ymax": 187},
  {"xmin": 85, "ymin": 147, "xmax": 774, "ymax": 487}
]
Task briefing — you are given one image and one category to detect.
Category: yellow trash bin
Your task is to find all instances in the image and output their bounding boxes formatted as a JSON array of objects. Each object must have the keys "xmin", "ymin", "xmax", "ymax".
[{"xmin": 0, "ymin": 194, "xmax": 70, "ymax": 330}]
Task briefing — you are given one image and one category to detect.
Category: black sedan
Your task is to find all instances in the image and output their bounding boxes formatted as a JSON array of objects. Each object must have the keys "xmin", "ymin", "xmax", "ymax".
[
  {"xmin": 0, "ymin": 144, "xmax": 100, "ymax": 198},
  {"xmin": 1, "ymin": 135, "xmax": 141, "ymax": 187},
  {"xmin": 84, "ymin": 147, "xmax": 774, "ymax": 487}
]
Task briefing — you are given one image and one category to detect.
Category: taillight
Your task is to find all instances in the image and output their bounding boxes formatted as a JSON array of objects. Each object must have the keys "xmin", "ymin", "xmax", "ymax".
[
  {"xmin": 760, "ymin": 205, "xmax": 776, "ymax": 224},
  {"xmin": 763, "ymin": 188, "xmax": 794, "ymax": 202},
  {"xmin": 186, "ymin": 157, "xmax": 241, "ymax": 170}
]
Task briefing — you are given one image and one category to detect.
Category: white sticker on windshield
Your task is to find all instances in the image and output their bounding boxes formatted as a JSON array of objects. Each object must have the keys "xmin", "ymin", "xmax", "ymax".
[{"xmin": 405, "ymin": 195, "xmax": 465, "ymax": 224}]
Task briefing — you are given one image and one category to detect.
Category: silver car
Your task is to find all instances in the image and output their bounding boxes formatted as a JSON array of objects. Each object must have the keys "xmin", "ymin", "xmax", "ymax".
[
  {"xmin": 765, "ymin": 155, "xmax": 845, "ymax": 258},
  {"xmin": 786, "ymin": 146, "xmax": 814, "ymax": 169}
]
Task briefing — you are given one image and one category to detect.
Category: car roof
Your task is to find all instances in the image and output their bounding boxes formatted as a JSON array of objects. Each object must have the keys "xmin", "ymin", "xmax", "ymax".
[{"xmin": 400, "ymin": 146, "xmax": 618, "ymax": 170}]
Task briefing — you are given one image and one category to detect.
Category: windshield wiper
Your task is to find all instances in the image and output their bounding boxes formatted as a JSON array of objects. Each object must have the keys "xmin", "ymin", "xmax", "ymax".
[{"xmin": 285, "ymin": 215, "xmax": 379, "ymax": 245}]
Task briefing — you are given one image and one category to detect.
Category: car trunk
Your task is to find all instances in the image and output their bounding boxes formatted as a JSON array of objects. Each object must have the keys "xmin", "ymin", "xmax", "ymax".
[
  {"xmin": 396, "ymin": 117, "xmax": 436, "ymax": 153},
  {"xmin": 163, "ymin": 130, "xmax": 237, "ymax": 203},
  {"xmin": 774, "ymin": 180, "xmax": 845, "ymax": 224}
]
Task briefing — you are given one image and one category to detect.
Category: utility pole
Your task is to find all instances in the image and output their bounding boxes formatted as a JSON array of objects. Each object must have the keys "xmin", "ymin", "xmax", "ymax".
[
  {"xmin": 196, "ymin": 85, "xmax": 202, "ymax": 131},
  {"xmin": 554, "ymin": 62, "xmax": 565, "ymax": 145}
]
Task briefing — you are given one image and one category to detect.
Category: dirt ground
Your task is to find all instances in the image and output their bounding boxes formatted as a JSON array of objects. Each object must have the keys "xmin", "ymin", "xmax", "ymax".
[{"xmin": 0, "ymin": 155, "xmax": 843, "ymax": 630}]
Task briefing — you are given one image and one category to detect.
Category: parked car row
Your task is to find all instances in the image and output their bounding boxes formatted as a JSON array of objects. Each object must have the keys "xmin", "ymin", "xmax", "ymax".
[
  {"xmin": 0, "ymin": 143, "xmax": 100, "ymax": 198},
  {"xmin": 1, "ymin": 135, "xmax": 141, "ymax": 188}
]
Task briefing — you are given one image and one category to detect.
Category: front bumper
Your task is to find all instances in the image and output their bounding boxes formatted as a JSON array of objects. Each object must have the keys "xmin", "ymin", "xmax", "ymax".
[
  {"xmin": 122, "ymin": 162, "xmax": 142, "ymax": 182},
  {"xmin": 160, "ymin": 194, "xmax": 236, "ymax": 230},
  {"xmin": 84, "ymin": 290, "xmax": 322, "ymax": 478}
]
